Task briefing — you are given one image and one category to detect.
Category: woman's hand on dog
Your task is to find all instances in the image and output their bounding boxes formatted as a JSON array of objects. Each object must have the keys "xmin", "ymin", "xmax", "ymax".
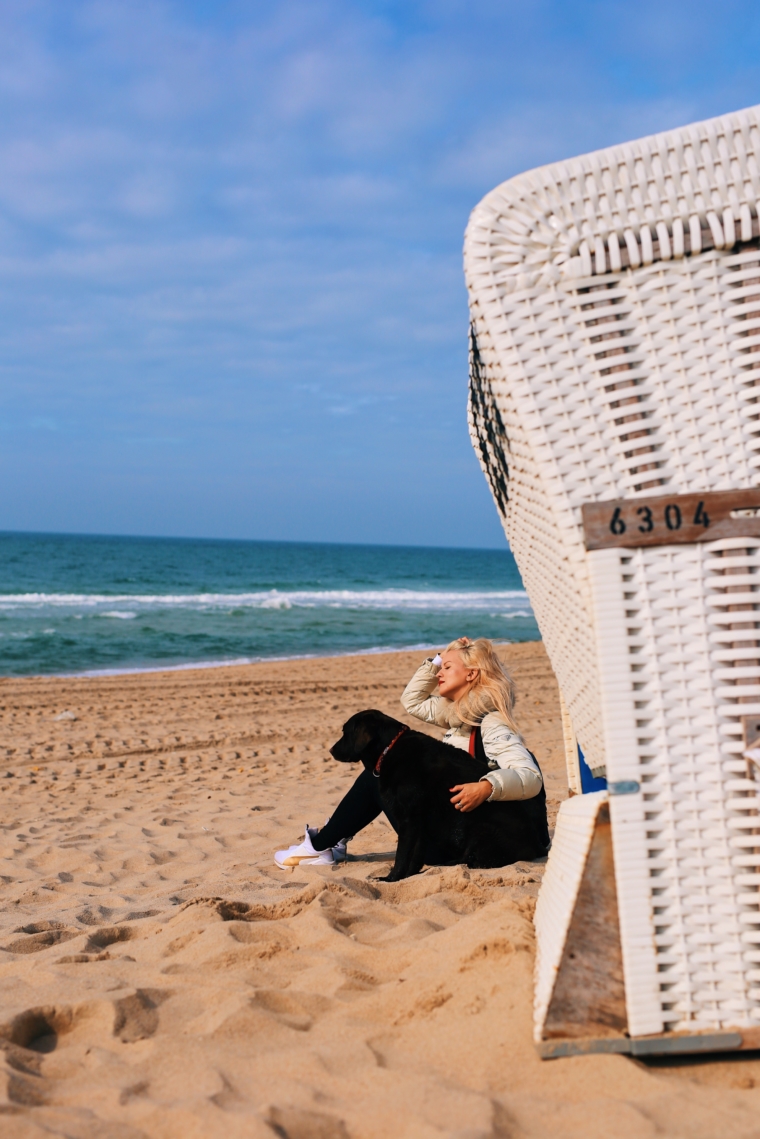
[{"xmin": 449, "ymin": 781, "xmax": 492, "ymax": 812}]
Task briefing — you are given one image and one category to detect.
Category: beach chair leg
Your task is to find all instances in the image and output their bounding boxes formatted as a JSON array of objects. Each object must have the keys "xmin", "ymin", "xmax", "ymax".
[{"xmin": 541, "ymin": 803, "xmax": 627, "ymax": 1044}]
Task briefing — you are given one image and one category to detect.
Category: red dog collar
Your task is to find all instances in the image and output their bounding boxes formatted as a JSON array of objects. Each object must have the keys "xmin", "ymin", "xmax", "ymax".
[{"xmin": 373, "ymin": 726, "xmax": 409, "ymax": 777}]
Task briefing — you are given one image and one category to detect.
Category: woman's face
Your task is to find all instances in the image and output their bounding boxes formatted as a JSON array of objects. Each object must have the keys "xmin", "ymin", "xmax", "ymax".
[{"xmin": 437, "ymin": 650, "xmax": 479, "ymax": 702}]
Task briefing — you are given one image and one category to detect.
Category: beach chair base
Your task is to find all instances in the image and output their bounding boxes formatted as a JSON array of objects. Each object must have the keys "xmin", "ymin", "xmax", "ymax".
[
  {"xmin": 535, "ymin": 793, "xmax": 760, "ymax": 1060},
  {"xmin": 537, "ymin": 1028, "xmax": 760, "ymax": 1060}
]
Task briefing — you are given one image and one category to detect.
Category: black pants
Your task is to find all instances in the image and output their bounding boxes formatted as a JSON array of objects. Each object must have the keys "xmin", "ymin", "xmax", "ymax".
[{"xmin": 312, "ymin": 768, "xmax": 399, "ymax": 851}]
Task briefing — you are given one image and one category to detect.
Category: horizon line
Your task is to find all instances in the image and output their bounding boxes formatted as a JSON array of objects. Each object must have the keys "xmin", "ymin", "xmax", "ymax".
[{"xmin": 0, "ymin": 528, "xmax": 511, "ymax": 555}]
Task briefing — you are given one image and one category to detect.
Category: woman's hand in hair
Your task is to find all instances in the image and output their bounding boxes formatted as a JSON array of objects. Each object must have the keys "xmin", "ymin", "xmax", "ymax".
[{"xmin": 449, "ymin": 781, "xmax": 492, "ymax": 812}]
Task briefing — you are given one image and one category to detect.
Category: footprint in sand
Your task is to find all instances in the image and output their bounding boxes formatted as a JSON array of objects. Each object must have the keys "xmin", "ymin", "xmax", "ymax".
[{"xmin": 3, "ymin": 928, "xmax": 79, "ymax": 955}]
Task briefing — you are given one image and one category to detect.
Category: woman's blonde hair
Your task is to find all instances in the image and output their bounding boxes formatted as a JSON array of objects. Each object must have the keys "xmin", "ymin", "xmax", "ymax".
[{"xmin": 445, "ymin": 637, "xmax": 520, "ymax": 733}]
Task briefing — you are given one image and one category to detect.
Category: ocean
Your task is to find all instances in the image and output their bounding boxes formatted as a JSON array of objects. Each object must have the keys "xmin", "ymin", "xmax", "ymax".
[{"xmin": 0, "ymin": 532, "xmax": 538, "ymax": 677}]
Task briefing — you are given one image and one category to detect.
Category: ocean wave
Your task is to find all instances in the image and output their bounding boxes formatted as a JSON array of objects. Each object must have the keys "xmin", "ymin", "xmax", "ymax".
[{"xmin": 0, "ymin": 589, "xmax": 532, "ymax": 615}]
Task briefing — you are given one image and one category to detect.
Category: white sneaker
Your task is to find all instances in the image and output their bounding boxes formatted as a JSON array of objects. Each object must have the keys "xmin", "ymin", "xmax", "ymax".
[{"xmin": 274, "ymin": 826, "xmax": 340, "ymax": 870}]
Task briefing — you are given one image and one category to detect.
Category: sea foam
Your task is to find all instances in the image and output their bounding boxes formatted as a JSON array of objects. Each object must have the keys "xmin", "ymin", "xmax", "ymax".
[{"xmin": 0, "ymin": 589, "xmax": 532, "ymax": 614}]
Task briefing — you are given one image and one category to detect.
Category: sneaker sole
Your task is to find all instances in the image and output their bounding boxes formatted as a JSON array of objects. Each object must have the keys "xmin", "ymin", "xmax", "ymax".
[{"xmin": 274, "ymin": 854, "xmax": 332, "ymax": 869}]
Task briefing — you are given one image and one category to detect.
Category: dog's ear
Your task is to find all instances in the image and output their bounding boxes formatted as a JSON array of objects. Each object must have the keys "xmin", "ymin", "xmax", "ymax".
[{"xmin": 348, "ymin": 723, "xmax": 373, "ymax": 755}]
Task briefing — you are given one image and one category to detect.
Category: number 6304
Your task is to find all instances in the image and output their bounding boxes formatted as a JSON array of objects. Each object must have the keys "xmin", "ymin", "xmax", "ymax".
[{"xmin": 609, "ymin": 500, "xmax": 709, "ymax": 536}]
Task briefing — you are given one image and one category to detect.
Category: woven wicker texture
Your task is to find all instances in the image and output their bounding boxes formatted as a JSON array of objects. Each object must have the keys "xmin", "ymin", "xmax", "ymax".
[{"xmin": 465, "ymin": 106, "xmax": 760, "ymax": 1035}]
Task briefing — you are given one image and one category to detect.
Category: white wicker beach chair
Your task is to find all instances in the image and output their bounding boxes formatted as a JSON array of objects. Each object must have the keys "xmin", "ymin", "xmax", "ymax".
[{"xmin": 464, "ymin": 105, "xmax": 760, "ymax": 1055}]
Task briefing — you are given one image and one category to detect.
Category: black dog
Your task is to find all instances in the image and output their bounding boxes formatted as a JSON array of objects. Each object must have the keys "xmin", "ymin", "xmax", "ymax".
[{"xmin": 330, "ymin": 709, "xmax": 549, "ymax": 881}]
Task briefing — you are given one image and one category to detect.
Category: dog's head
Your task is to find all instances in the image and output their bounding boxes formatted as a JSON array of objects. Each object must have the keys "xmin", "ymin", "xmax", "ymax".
[{"xmin": 330, "ymin": 709, "xmax": 406, "ymax": 767}]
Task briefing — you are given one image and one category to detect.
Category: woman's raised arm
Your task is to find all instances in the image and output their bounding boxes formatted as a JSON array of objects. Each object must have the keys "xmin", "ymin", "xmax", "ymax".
[{"xmin": 400, "ymin": 658, "xmax": 452, "ymax": 727}]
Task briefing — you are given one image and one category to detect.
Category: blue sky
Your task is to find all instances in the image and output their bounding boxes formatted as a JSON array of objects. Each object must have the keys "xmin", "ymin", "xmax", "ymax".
[{"xmin": 2, "ymin": 1, "xmax": 760, "ymax": 548}]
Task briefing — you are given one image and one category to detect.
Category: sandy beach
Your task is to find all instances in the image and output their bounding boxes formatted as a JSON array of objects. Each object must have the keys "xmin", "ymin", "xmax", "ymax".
[{"xmin": 1, "ymin": 642, "xmax": 759, "ymax": 1138}]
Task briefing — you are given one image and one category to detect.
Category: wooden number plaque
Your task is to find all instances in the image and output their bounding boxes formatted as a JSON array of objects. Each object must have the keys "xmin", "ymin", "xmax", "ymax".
[{"xmin": 582, "ymin": 489, "xmax": 760, "ymax": 551}]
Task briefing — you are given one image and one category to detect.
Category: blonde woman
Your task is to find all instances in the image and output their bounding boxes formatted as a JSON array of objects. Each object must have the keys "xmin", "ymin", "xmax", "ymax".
[{"xmin": 274, "ymin": 637, "xmax": 546, "ymax": 869}]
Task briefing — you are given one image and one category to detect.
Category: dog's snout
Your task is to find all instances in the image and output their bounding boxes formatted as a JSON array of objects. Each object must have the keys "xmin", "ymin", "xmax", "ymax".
[{"xmin": 330, "ymin": 737, "xmax": 355, "ymax": 762}]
